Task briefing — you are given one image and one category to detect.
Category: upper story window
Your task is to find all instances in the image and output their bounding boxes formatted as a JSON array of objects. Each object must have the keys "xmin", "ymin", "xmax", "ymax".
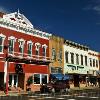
[
  {"xmin": 85, "ymin": 56, "xmax": 87, "ymax": 66},
  {"xmin": 35, "ymin": 43, "xmax": 41, "ymax": 56},
  {"xmin": 89, "ymin": 58, "xmax": 92, "ymax": 67},
  {"xmin": 70, "ymin": 52, "xmax": 74, "ymax": 64},
  {"xmin": 58, "ymin": 49, "xmax": 62, "ymax": 62},
  {"xmin": 27, "ymin": 41, "xmax": 33, "ymax": 57},
  {"xmin": 81, "ymin": 55, "xmax": 83, "ymax": 65},
  {"xmin": 52, "ymin": 48, "xmax": 56, "ymax": 61},
  {"xmin": 93, "ymin": 59, "xmax": 95, "ymax": 67},
  {"xmin": 96, "ymin": 60, "xmax": 98, "ymax": 68},
  {"xmin": 76, "ymin": 54, "xmax": 79, "ymax": 65},
  {"xmin": 65, "ymin": 51, "xmax": 68, "ymax": 63},
  {"xmin": 8, "ymin": 36, "xmax": 16, "ymax": 54},
  {"xmin": 18, "ymin": 39, "xmax": 25, "ymax": 56},
  {"xmin": 42, "ymin": 44, "xmax": 47, "ymax": 58},
  {"xmin": 0, "ymin": 34, "xmax": 6, "ymax": 53}
]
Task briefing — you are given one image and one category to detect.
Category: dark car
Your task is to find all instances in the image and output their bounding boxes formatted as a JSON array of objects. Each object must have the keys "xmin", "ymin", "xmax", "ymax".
[{"xmin": 40, "ymin": 79, "xmax": 70, "ymax": 93}]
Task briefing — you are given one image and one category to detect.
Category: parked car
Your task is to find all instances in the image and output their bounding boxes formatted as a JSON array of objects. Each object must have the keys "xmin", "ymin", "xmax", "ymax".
[{"xmin": 40, "ymin": 79, "xmax": 70, "ymax": 93}]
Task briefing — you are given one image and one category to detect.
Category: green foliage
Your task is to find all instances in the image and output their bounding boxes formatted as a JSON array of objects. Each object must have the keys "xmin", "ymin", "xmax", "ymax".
[{"xmin": 27, "ymin": 76, "xmax": 33, "ymax": 86}]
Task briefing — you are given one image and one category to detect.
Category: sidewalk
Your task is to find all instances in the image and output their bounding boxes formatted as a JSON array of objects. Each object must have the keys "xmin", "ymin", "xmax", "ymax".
[{"xmin": 0, "ymin": 86, "xmax": 99, "ymax": 96}]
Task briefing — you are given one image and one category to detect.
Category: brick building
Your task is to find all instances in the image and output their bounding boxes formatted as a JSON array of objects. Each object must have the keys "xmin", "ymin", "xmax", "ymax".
[{"xmin": 0, "ymin": 11, "xmax": 51, "ymax": 92}]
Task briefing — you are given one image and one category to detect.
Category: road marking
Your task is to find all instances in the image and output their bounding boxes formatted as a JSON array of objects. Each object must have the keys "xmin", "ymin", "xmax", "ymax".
[
  {"xmin": 89, "ymin": 97, "xmax": 99, "ymax": 98},
  {"xmin": 56, "ymin": 97, "xmax": 65, "ymax": 99},
  {"xmin": 61, "ymin": 95, "xmax": 71, "ymax": 97},
  {"xmin": 44, "ymin": 97, "xmax": 55, "ymax": 98},
  {"xmin": 77, "ymin": 96, "xmax": 86, "ymax": 97}
]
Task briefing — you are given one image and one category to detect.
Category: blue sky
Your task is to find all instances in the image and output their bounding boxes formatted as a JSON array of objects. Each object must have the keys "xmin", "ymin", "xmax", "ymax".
[{"xmin": 0, "ymin": 0, "xmax": 100, "ymax": 51}]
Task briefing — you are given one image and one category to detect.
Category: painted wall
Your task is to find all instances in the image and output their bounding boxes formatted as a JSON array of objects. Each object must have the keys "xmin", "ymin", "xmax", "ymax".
[{"xmin": 63, "ymin": 44, "xmax": 89, "ymax": 74}]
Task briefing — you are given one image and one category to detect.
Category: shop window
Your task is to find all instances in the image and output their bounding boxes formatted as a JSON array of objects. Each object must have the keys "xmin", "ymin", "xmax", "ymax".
[
  {"xmin": 34, "ymin": 74, "xmax": 40, "ymax": 84},
  {"xmin": 33, "ymin": 74, "xmax": 48, "ymax": 84},
  {"xmin": 42, "ymin": 74, "xmax": 47, "ymax": 84}
]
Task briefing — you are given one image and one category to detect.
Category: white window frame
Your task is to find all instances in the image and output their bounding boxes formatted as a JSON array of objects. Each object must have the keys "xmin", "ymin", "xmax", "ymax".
[
  {"xmin": 35, "ymin": 42, "xmax": 41, "ymax": 56},
  {"xmin": 9, "ymin": 74, "xmax": 18, "ymax": 87},
  {"xmin": 8, "ymin": 36, "xmax": 16, "ymax": 55},
  {"xmin": 33, "ymin": 73, "xmax": 48, "ymax": 85},
  {"xmin": 0, "ymin": 33, "xmax": 6, "ymax": 54},
  {"xmin": 18, "ymin": 38, "xmax": 25, "ymax": 56},
  {"xmin": 27, "ymin": 40, "xmax": 33, "ymax": 57},
  {"xmin": 42, "ymin": 44, "xmax": 47, "ymax": 59}
]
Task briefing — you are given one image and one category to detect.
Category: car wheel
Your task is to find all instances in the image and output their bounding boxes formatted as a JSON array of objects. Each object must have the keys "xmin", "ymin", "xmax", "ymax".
[{"xmin": 51, "ymin": 88, "xmax": 55, "ymax": 93}]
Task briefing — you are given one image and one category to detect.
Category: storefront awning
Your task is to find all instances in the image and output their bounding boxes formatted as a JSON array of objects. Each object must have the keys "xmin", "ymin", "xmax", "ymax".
[{"xmin": 50, "ymin": 73, "xmax": 70, "ymax": 80}]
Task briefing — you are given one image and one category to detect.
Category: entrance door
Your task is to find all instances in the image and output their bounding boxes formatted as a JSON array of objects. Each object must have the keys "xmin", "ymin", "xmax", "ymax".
[
  {"xmin": 9, "ymin": 74, "xmax": 18, "ymax": 87},
  {"xmin": 74, "ymin": 74, "xmax": 79, "ymax": 87}
]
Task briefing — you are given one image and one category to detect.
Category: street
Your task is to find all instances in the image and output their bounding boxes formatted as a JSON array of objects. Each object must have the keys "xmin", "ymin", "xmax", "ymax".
[{"xmin": 0, "ymin": 88, "xmax": 100, "ymax": 100}]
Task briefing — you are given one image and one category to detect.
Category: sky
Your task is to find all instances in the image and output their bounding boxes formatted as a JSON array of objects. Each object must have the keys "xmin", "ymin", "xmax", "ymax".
[{"xmin": 0, "ymin": 0, "xmax": 100, "ymax": 51}]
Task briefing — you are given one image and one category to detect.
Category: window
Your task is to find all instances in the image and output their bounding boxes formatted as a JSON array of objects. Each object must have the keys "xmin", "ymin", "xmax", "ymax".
[
  {"xmin": 34, "ymin": 74, "xmax": 40, "ymax": 84},
  {"xmin": 8, "ymin": 36, "xmax": 16, "ymax": 54},
  {"xmin": 93, "ymin": 59, "xmax": 95, "ymax": 67},
  {"xmin": 96, "ymin": 60, "xmax": 98, "ymax": 68},
  {"xmin": 42, "ymin": 44, "xmax": 47, "ymax": 58},
  {"xmin": 18, "ymin": 39, "xmax": 25, "ymax": 56},
  {"xmin": 58, "ymin": 49, "xmax": 62, "ymax": 62},
  {"xmin": 9, "ymin": 74, "xmax": 18, "ymax": 87},
  {"xmin": 76, "ymin": 54, "xmax": 79, "ymax": 65},
  {"xmin": 52, "ymin": 48, "xmax": 56, "ymax": 61},
  {"xmin": 70, "ymin": 52, "xmax": 74, "ymax": 64},
  {"xmin": 0, "ymin": 34, "xmax": 6, "ymax": 53},
  {"xmin": 35, "ymin": 43, "xmax": 41, "ymax": 56},
  {"xmin": 81, "ymin": 55, "xmax": 83, "ymax": 65},
  {"xmin": 85, "ymin": 56, "xmax": 87, "ymax": 66},
  {"xmin": 65, "ymin": 51, "xmax": 68, "ymax": 63},
  {"xmin": 89, "ymin": 58, "xmax": 92, "ymax": 67},
  {"xmin": 9, "ymin": 39, "xmax": 14, "ymax": 54},
  {"xmin": 27, "ymin": 41, "xmax": 33, "ymax": 57},
  {"xmin": 33, "ymin": 74, "xmax": 48, "ymax": 84},
  {"xmin": 42, "ymin": 74, "xmax": 47, "ymax": 84}
]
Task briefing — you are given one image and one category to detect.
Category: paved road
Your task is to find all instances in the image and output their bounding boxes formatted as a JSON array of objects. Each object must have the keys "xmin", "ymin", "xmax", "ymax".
[{"xmin": 0, "ymin": 88, "xmax": 100, "ymax": 100}]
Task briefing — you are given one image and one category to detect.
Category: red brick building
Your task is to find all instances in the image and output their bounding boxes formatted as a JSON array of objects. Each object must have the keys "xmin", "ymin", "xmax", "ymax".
[{"xmin": 0, "ymin": 11, "xmax": 51, "ymax": 92}]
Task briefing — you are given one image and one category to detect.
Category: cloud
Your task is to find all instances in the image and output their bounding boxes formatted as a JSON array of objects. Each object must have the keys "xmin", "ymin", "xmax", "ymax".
[
  {"xmin": 83, "ymin": 0, "xmax": 100, "ymax": 13},
  {"xmin": 0, "ymin": 6, "xmax": 9, "ymax": 13}
]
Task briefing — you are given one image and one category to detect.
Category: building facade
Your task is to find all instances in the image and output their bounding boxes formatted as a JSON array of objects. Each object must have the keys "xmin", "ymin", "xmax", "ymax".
[
  {"xmin": 49, "ymin": 35, "xmax": 64, "ymax": 74},
  {"xmin": 0, "ymin": 11, "xmax": 51, "ymax": 91},
  {"xmin": 63, "ymin": 40, "xmax": 100, "ymax": 87}
]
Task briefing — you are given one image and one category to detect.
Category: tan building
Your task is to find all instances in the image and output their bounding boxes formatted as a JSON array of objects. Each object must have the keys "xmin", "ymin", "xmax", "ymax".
[{"xmin": 49, "ymin": 35, "xmax": 64, "ymax": 74}]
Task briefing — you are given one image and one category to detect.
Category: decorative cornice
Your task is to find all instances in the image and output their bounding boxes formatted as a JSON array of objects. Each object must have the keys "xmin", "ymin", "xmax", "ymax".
[{"xmin": 0, "ymin": 17, "xmax": 51, "ymax": 40}]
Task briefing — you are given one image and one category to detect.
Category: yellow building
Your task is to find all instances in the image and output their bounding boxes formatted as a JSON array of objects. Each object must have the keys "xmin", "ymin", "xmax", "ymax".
[{"xmin": 49, "ymin": 35, "xmax": 64, "ymax": 74}]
